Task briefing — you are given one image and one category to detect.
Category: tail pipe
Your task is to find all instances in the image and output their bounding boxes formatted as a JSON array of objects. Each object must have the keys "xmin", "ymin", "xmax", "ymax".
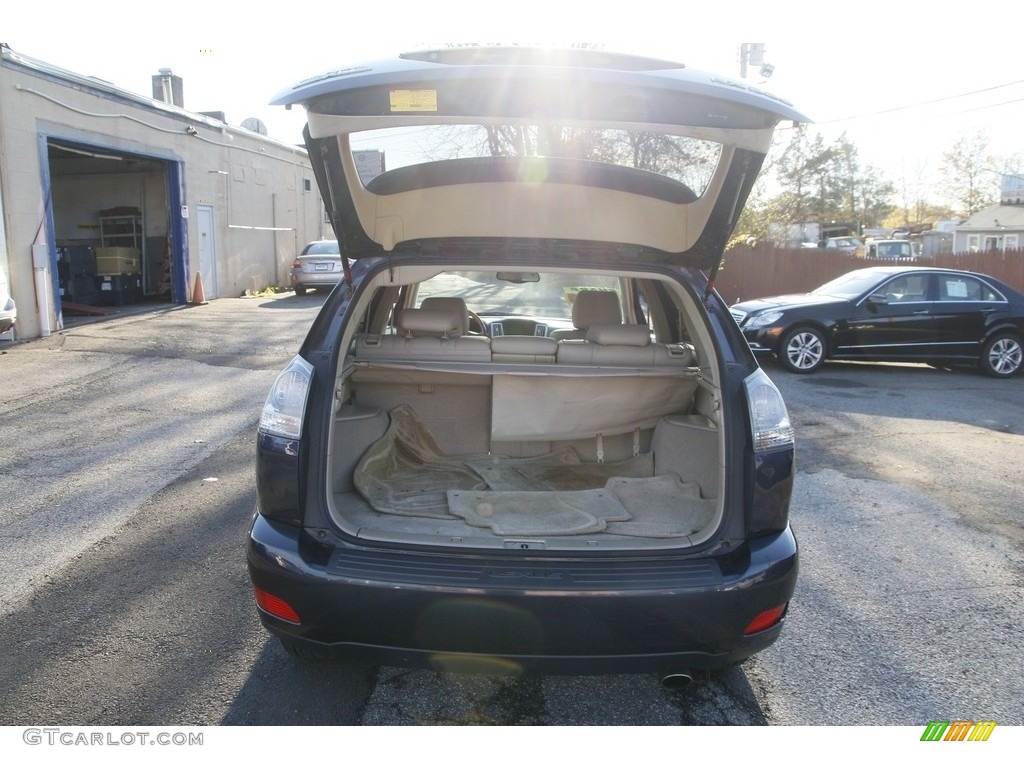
[{"xmin": 659, "ymin": 671, "xmax": 694, "ymax": 690}]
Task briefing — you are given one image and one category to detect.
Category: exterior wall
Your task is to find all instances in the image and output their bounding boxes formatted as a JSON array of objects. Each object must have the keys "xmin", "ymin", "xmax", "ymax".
[
  {"xmin": 0, "ymin": 68, "xmax": 49, "ymax": 338},
  {"xmin": 953, "ymin": 203, "xmax": 1024, "ymax": 255},
  {"xmin": 212, "ymin": 149, "xmax": 327, "ymax": 296},
  {"xmin": 0, "ymin": 47, "xmax": 326, "ymax": 340},
  {"xmin": 954, "ymin": 228, "xmax": 1022, "ymax": 254}
]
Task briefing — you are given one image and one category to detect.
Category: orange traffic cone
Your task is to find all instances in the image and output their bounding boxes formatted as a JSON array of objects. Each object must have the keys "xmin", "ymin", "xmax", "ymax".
[{"xmin": 191, "ymin": 272, "xmax": 207, "ymax": 305}]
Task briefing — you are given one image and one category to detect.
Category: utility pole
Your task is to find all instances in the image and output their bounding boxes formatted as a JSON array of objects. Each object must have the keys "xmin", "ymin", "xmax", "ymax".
[{"xmin": 739, "ymin": 43, "xmax": 766, "ymax": 79}]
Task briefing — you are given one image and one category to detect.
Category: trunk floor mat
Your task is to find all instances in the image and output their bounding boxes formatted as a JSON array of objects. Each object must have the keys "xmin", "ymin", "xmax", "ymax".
[
  {"xmin": 447, "ymin": 488, "xmax": 630, "ymax": 536},
  {"xmin": 604, "ymin": 475, "xmax": 715, "ymax": 537},
  {"xmin": 354, "ymin": 404, "xmax": 713, "ymax": 537},
  {"xmin": 353, "ymin": 404, "xmax": 490, "ymax": 519},
  {"xmin": 466, "ymin": 452, "xmax": 653, "ymax": 491}
]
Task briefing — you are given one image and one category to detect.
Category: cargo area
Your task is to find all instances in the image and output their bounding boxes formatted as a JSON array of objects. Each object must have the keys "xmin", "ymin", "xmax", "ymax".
[{"xmin": 322, "ymin": 265, "xmax": 727, "ymax": 551}]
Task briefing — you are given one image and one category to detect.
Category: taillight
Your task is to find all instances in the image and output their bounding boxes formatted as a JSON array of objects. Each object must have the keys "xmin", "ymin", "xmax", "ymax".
[
  {"xmin": 291, "ymin": 260, "xmax": 301, "ymax": 269},
  {"xmin": 259, "ymin": 355, "xmax": 314, "ymax": 440},
  {"xmin": 744, "ymin": 368, "xmax": 793, "ymax": 452},
  {"xmin": 744, "ymin": 603, "xmax": 787, "ymax": 635},
  {"xmin": 744, "ymin": 368, "xmax": 794, "ymax": 536},
  {"xmin": 253, "ymin": 587, "xmax": 301, "ymax": 624}
]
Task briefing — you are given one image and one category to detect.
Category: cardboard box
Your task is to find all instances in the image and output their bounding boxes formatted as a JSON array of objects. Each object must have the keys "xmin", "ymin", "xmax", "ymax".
[{"xmin": 94, "ymin": 246, "xmax": 141, "ymax": 275}]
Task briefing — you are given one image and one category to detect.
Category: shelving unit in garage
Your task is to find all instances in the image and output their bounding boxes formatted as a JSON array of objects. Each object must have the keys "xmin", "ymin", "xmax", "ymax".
[
  {"xmin": 97, "ymin": 207, "xmax": 145, "ymax": 305},
  {"xmin": 99, "ymin": 210, "xmax": 143, "ymax": 252}
]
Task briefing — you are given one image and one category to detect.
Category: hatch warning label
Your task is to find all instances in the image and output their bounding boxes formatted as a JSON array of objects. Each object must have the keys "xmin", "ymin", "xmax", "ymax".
[{"xmin": 390, "ymin": 89, "xmax": 438, "ymax": 112}]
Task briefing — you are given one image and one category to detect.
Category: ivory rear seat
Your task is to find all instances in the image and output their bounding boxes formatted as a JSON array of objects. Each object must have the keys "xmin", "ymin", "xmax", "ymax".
[
  {"xmin": 550, "ymin": 289, "xmax": 622, "ymax": 341},
  {"xmin": 351, "ymin": 313, "xmax": 696, "ymax": 446},
  {"xmin": 354, "ymin": 308, "xmax": 491, "ymax": 362},
  {"xmin": 351, "ymin": 307, "xmax": 491, "ymax": 454},
  {"xmin": 556, "ymin": 324, "xmax": 695, "ymax": 367},
  {"xmin": 490, "ymin": 335, "xmax": 557, "ymax": 363},
  {"xmin": 492, "ymin": 325, "xmax": 698, "ymax": 442}
]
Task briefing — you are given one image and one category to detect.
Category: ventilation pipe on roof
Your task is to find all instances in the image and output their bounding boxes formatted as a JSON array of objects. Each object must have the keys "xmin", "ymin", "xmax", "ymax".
[{"xmin": 152, "ymin": 68, "xmax": 184, "ymax": 107}]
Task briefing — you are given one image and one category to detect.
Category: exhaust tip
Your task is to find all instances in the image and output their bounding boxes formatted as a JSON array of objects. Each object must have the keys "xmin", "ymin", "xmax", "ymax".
[{"xmin": 659, "ymin": 672, "xmax": 694, "ymax": 690}]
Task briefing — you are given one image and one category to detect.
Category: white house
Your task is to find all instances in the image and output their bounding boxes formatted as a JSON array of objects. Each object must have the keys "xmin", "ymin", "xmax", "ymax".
[{"xmin": 953, "ymin": 175, "xmax": 1024, "ymax": 254}]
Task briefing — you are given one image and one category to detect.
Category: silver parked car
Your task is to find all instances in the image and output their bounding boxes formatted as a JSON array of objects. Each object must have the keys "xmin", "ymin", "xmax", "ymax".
[{"xmin": 290, "ymin": 239, "xmax": 343, "ymax": 295}]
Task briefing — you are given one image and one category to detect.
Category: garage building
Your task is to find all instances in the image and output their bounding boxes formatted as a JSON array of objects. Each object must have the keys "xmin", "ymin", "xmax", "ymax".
[{"xmin": 0, "ymin": 44, "xmax": 328, "ymax": 340}]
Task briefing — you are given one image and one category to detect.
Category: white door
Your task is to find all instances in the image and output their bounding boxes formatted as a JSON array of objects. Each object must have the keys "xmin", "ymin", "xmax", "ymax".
[{"xmin": 197, "ymin": 204, "xmax": 218, "ymax": 298}]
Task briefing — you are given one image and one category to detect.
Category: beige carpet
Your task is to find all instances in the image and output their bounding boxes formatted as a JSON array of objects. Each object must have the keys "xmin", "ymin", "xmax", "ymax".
[{"xmin": 354, "ymin": 404, "xmax": 713, "ymax": 537}]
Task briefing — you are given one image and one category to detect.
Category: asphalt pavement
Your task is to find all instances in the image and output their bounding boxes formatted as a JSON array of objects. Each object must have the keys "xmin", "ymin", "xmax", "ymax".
[{"xmin": 0, "ymin": 296, "xmax": 1022, "ymax": 730}]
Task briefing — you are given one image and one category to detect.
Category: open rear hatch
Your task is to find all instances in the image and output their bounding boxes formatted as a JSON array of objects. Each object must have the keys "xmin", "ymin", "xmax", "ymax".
[
  {"xmin": 273, "ymin": 48, "xmax": 806, "ymax": 550},
  {"xmin": 273, "ymin": 46, "xmax": 809, "ymax": 272}
]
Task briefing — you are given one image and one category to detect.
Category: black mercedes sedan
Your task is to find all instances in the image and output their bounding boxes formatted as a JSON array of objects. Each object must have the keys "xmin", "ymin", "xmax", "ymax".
[{"xmin": 730, "ymin": 266, "xmax": 1024, "ymax": 377}]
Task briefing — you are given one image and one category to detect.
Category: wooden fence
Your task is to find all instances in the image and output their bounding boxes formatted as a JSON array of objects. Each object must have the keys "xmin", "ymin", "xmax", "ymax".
[{"xmin": 714, "ymin": 247, "xmax": 1024, "ymax": 305}]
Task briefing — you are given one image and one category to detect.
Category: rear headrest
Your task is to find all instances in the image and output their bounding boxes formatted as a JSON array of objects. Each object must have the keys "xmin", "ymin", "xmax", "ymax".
[
  {"xmin": 586, "ymin": 324, "xmax": 651, "ymax": 347},
  {"xmin": 571, "ymin": 290, "xmax": 621, "ymax": 329},
  {"xmin": 420, "ymin": 296, "xmax": 469, "ymax": 336},
  {"xmin": 396, "ymin": 308, "xmax": 461, "ymax": 338}
]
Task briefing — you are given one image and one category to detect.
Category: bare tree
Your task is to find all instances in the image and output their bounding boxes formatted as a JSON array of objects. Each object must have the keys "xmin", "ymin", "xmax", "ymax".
[{"xmin": 941, "ymin": 130, "xmax": 996, "ymax": 217}]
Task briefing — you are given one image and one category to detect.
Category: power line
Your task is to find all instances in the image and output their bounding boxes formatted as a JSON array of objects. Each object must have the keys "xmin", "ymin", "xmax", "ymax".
[
  {"xmin": 953, "ymin": 96, "xmax": 1024, "ymax": 115},
  {"xmin": 816, "ymin": 79, "xmax": 1024, "ymax": 125}
]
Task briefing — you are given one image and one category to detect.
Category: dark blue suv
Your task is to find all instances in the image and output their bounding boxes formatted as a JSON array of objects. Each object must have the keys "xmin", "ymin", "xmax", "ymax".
[{"xmin": 248, "ymin": 47, "xmax": 803, "ymax": 683}]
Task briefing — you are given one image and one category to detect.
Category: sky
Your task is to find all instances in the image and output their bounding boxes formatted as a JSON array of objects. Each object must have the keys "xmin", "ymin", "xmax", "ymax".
[
  {"xmin": 3, "ymin": 1, "xmax": 1024, "ymax": 748},
  {"xmin": 6, "ymin": 0, "xmax": 1023, "ymax": 193}
]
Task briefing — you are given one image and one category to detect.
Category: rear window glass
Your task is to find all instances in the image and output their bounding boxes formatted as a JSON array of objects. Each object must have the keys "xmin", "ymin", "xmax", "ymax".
[
  {"xmin": 303, "ymin": 241, "xmax": 340, "ymax": 255},
  {"xmin": 350, "ymin": 125, "xmax": 722, "ymax": 199}
]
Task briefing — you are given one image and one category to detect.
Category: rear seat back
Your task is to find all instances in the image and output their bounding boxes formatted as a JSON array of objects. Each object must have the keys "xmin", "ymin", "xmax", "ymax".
[
  {"xmin": 354, "ymin": 312, "xmax": 692, "ymax": 368},
  {"xmin": 419, "ymin": 296, "xmax": 471, "ymax": 336},
  {"xmin": 549, "ymin": 290, "xmax": 622, "ymax": 341},
  {"xmin": 355, "ymin": 308, "xmax": 491, "ymax": 362},
  {"xmin": 490, "ymin": 335, "xmax": 557, "ymax": 363},
  {"xmin": 399, "ymin": 308, "xmax": 461, "ymax": 337},
  {"xmin": 556, "ymin": 324, "xmax": 695, "ymax": 366}
]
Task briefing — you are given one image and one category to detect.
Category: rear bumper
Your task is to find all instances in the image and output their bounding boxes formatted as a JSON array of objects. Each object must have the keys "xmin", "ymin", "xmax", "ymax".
[
  {"xmin": 247, "ymin": 514, "xmax": 798, "ymax": 675},
  {"xmin": 291, "ymin": 271, "xmax": 342, "ymax": 288}
]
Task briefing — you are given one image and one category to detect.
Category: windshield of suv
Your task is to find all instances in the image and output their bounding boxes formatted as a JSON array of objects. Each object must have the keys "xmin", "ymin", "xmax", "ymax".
[{"xmin": 414, "ymin": 271, "xmax": 622, "ymax": 320}]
